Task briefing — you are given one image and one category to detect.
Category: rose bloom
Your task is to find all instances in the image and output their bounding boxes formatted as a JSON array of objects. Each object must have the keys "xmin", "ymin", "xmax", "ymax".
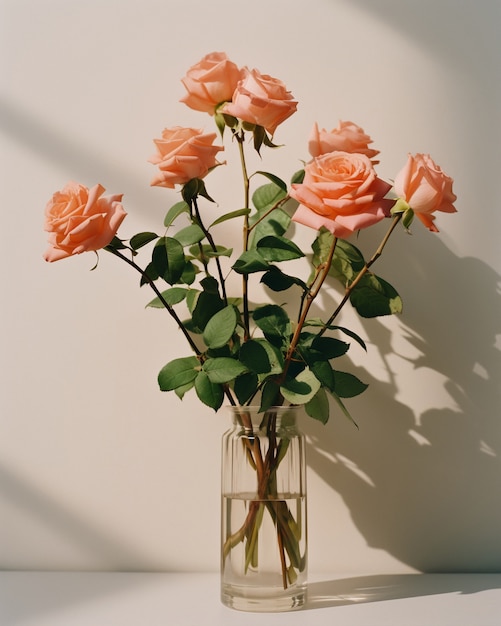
[
  {"xmin": 180, "ymin": 51, "xmax": 244, "ymax": 114},
  {"xmin": 43, "ymin": 182, "xmax": 126, "ymax": 262},
  {"xmin": 223, "ymin": 68, "xmax": 297, "ymax": 135},
  {"xmin": 290, "ymin": 152, "xmax": 392, "ymax": 238},
  {"xmin": 149, "ymin": 127, "xmax": 224, "ymax": 188},
  {"xmin": 309, "ymin": 120, "xmax": 379, "ymax": 162},
  {"xmin": 394, "ymin": 153, "xmax": 457, "ymax": 231}
]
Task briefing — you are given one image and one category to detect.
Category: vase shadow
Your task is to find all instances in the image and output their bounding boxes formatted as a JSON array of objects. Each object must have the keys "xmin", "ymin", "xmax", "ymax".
[{"xmin": 304, "ymin": 573, "xmax": 501, "ymax": 610}]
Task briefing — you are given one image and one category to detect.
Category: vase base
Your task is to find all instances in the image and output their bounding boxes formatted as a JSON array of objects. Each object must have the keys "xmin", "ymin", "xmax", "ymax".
[{"xmin": 221, "ymin": 582, "xmax": 306, "ymax": 612}]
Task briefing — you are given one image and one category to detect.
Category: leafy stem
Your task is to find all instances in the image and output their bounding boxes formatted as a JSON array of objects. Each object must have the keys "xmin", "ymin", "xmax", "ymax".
[
  {"xmin": 191, "ymin": 196, "xmax": 228, "ymax": 303},
  {"xmin": 281, "ymin": 233, "xmax": 339, "ymax": 381},
  {"xmin": 235, "ymin": 130, "xmax": 251, "ymax": 340},
  {"xmin": 321, "ymin": 212, "xmax": 403, "ymax": 333},
  {"xmin": 104, "ymin": 245, "xmax": 201, "ymax": 356}
]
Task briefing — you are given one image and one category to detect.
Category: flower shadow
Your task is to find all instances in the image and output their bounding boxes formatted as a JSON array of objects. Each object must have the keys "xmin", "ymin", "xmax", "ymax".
[{"xmin": 302, "ymin": 227, "xmax": 501, "ymax": 572}]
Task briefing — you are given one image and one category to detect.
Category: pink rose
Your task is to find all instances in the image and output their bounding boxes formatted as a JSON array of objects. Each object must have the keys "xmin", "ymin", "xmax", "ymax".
[
  {"xmin": 43, "ymin": 182, "xmax": 126, "ymax": 262},
  {"xmin": 149, "ymin": 127, "xmax": 224, "ymax": 189},
  {"xmin": 180, "ymin": 51, "xmax": 244, "ymax": 114},
  {"xmin": 394, "ymin": 153, "xmax": 457, "ymax": 232},
  {"xmin": 290, "ymin": 152, "xmax": 392, "ymax": 238},
  {"xmin": 308, "ymin": 120, "xmax": 379, "ymax": 162},
  {"xmin": 222, "ymin": 68, "xmax": 297, "ymax": 135}
]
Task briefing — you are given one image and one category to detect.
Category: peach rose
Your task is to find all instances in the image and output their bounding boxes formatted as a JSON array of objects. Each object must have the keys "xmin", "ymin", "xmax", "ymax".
[
  {"xmin": 290, "ymin": 152, "xmax": 392, "ymax": 238},
  {"xmin": 43, "ymin": 182, "xmax": 126, "ymax": 262},
  {"xmin": 180, "ymin": 51, "xmax": 244, "ymax": 114},
  {"xmin": 394, "ymin": 153, "xmax": 457, "ymax": 232},
  {"xmin": 222, "ymin": 68, "xmax": 297, "ymax": 135},
  {"xmin": 308, "ymin": 121, "xmax": 379, "ymax": 162},
  {"xmin": 149, "ymin": 127, "xmax": 224, "ymax": 188}
]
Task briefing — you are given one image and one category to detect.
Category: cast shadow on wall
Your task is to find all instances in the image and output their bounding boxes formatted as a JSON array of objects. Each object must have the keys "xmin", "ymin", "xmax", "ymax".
[{"xmin": 303, "ymin": 228, "xmax": 501, "ymax": 574}]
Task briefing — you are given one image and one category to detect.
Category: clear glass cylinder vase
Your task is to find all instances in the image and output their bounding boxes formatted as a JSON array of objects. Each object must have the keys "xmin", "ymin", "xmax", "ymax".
[{"xmin": 221, "ymin": 405, "xmax": 307, "ymax": 612}]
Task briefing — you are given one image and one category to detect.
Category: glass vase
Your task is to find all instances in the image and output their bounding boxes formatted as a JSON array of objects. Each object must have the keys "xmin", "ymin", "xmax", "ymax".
[{"xmin": 220, "ymin": 405, "xmax": 307, "ymax": 612}]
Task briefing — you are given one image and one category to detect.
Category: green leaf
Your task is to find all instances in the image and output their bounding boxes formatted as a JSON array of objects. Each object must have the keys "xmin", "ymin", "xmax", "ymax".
[
  {"xmin": 158, "ymin": 356, "xmax": 200, "ymax": 391},
  {"xmin": 311, "ymin": 335, "xmax": 349, "ymax": 359},
  {"xmin": 152, "ymin": 236, "xmax": 185, "ymax": 285},
  {"xmin": 146, "ymin": 287, "xmax": 188, "ymax": 308},
  {"xmin": 310, "ymin": 360, "xmax": 335, "ymax": 391},
  {"xmin": 261, "ymin": 266, "xmax": 307, "ymax": 292},
  {"xmin": 234, "ymin": 372, "xmax": 259, "ymax": 405},
  {"xmin": 330, "ymin": 391, "xmax": 359, "ymax": 428},
  {"xmin": 333, "ymin": 370, "xmax": 369, "ymax": 398},
  {"xmin": 312, "ymin": 231, "xmax": 365, "ymax": 283},
  {"xmin": 254, "ymin": 171, "xmax": 287, "ymax": 192},
  {"xmin": 174, "ymin": 380, "xmax": 195, "ymax": 400},
  {"xmin": 190, "ymin": 243, "xmax": 233, "ymax": 260},
  {"xmin": 350, "ymin": 274, "xmax": 403, "ymax": 317},
  {"xmin": 140, "ymin": 261, "xmax": 159, "ymax": 286},
  {"xmin": 259, "ymin": 379, "xmax": 282, "ymax": 412},
  {"xmin": 182, "ymin": 178, "xmax": 215, "ymax": 204},
  {"xmin": 297, "ymin": 333, "xmax": 349, "ymax": 363},
  {"xmin": 203, "ymin": 305, "xmax": 238, "ymax": 349},
  {"xmin": 192, "ymin": 291, "xmax": 225, "ymax": 332},
  {"xmin": 180, "ymin": 260, "xmax": 197, "ymax": 285},
  {"xmin": 202, "ymin": 357, "xmax": 248, "ymax": 384},
  {"xmin": 129, "ymin": 232, "xmax": 158, "ymax": 250},
  {"xmin": 164, "ymin": 201, "xmax": 190, "ymax": 227},
  {"xmin": 256, "ymin": 235, "xmax": 305, "ymax": 262},
  {"xmin": 194, "ymin": 371, "xmax": 224, "ymax": 410},
  {"xmin": 280, "ymin": 368, "xmax": 321, "ymax": 405},
  {"xmin": 210, "ymin": 208, "xmax": 251, "ymax": 227},
  {"xmin": 239, "ymin": 339, "xmax": 283, "ymax": 375},
  {"xmin": 252, "ymin": 182, "xmax": 287, "ymax": 212},
  {"xmin": 174, "ymin": 224, "xmax": 205, "ymax": 247},
  {"xmin": 105, "ymin": 236, "xmax": 127, "ymax": 251},
  {"xmin": 253, "ymin": 304, "xmax": 291, "ymax": 341},
  {"xmin": 305, "ymin": 387, "xmax": 330, "ymax": 424},
  {"xmin": 304, "ymin": 319, "xmax": 367, "ymax": 351},
  {"xmin": 232, "ymin": 250, "xmax": 270, "ymax": 274}
]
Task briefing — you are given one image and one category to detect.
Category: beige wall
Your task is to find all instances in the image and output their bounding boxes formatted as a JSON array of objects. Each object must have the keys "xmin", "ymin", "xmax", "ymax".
[{"xmin": 1, "ymin": 0, "xmax": 500, "ymax": 573}]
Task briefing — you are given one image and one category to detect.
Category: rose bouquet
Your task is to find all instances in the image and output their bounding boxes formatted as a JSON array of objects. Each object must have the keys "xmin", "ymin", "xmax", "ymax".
[{"xmin": 43, "ymin": 52, "xmax": 456, "ymax": 605}]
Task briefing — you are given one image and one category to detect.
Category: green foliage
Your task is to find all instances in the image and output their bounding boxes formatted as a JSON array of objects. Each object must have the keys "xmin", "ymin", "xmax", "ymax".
[
  {"xmin": 202, "ymin": 357, "xmax": 248, "ymax": 383},
  {"xmin": 152, "ymin": 237, "xmax": 185, "ymax": 285},
  {"xmin": 146, "ymin": 287, "xmax": 188, "ymax": 308},
  {"xmin": 253, "ymin": 305, "xmax": 291, "ymax": 344},
  {"xmin": 203, "ymin": 305, "xmax": 238, "ymax": 349},
  {"xmin": 349, "ymin": 274, "xmax": 402, "ymax": 317},
  {"xmin": 239, "ymin": 339, "xmax": 283, "ymax": 375},
  {"xmin": 280, "ymin": 368, "xmax": 321, "ymax": 405},
  {"xmin": 164, "ymin": 201, "xmax": 190, "ymax": 227},
  {"xmin": 129, "ymin": 232, "xmax": 158, "ymax": 250},
  {"xmin": 110, "ymin": 121, "xmax": 405, "ymax": 426},
  {"xmin": 261, "ymin": 266, "xmax": 307, "ymax": 293},
  {"xmin": 232, "ymin": 250, "xmax": 270, "ymax": 274},
  {"xmin": 256, "ymin": 235, "xmax": 304, "ymax": 262},
  {"xmin": 158, "ymin": 356, "xmax": 199, "ymax": 391},
  {"xmin": 194, "ymin": 371, "xmax": 224, "ymax": 410}
]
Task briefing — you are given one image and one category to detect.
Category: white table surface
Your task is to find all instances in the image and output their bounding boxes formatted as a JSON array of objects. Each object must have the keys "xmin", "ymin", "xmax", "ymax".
[{"xmin": 1, "ymin": 572, "xmax": 500, "ymax": 626}]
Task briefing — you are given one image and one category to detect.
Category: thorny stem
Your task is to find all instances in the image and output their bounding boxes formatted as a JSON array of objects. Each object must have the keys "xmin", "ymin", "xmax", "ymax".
[
  {"xmin": 321, "ymin": 212, "xmax": 403, "ymax": 333},
  {"xmin": 280, "ymin": 233, "xmax": 339, "ymax": 383},
  {"xmin": 192, "ymin": 197, "xmax": 228, "ymax": 303},
  {"xmin": 105, "ymin": 244, "xmax": 237, "ymax": 408},
  {"xmin": 105, "ymin": 246, "xmax": 201, "ymax": 356},
  {"xmin": 235, "ymin": 131, "xmax": 251, "ymax": 340}
]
